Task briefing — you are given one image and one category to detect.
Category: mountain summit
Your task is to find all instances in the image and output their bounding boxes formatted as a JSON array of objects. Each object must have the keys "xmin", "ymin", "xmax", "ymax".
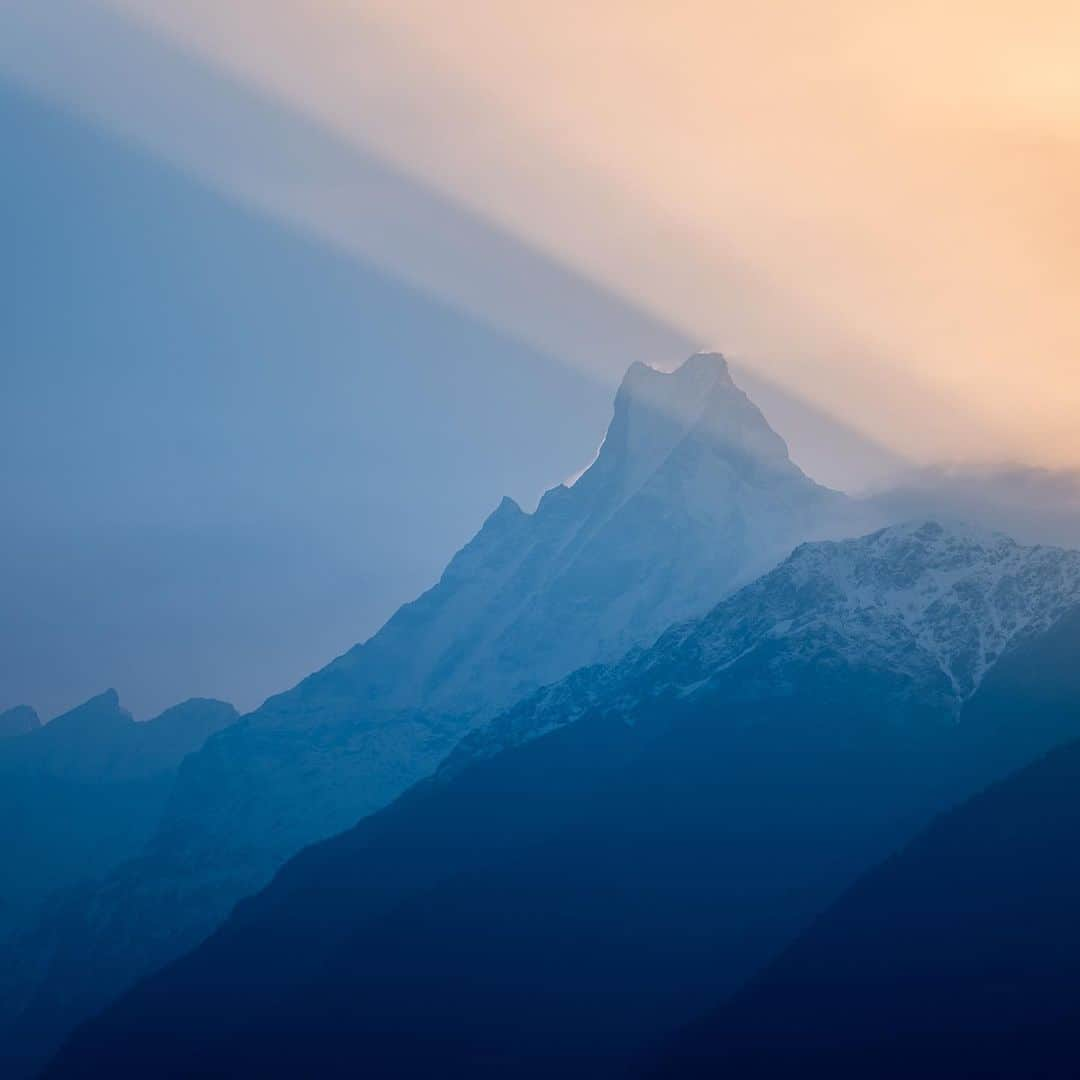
[
  {"xmin": 162, "ymin": 352, "xmax": 843, "ymax": 864},
  {"xmin": 580, "ymin": 352, "xmax": 799, "ymax": 501}
]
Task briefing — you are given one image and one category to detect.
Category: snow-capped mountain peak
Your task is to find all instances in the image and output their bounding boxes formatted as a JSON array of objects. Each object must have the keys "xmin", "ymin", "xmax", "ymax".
[
  {"xmin": 447, "ymin": 521, "xmax": 1080, "ymax": 772},
  {"xmin": 575, "ymin": 352, "xmax": 801, "ymax": 506},
  {"xmin": 692, "ymin": 520, "xmax": 1080, "ymax": 702}
]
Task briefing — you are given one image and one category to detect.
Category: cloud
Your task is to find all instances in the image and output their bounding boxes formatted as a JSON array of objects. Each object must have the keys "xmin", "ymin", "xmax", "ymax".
[{"xmin": 867, "ymin": 464, "xmax": 1080, "ymax": 549}]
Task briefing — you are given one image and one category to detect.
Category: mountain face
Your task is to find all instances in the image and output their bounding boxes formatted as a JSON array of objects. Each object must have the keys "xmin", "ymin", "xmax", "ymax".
[
  {"xmin": 45, "ymin": 523, "xmax": 1080, "ymax": 1079},
  {"xmin": 0, "ymin": 707, "xmax": 39, "ymax": 739},
  {"xmin": 446, "ymin": 520, "xmax": 1080, "ymax": 772},
  {"xmin": 0, "ymin": 692, "xmax": 236, "ymax": 942},
  {"xmin": 649, "ymin": 723, "xmax": 1080, "ymax": 1078},
  {"xmin": 0, "ymin": 352, "xmax": 848, "ymax": 1078},
  {"xmin": 163, "ymin": 351, "xmax": 841, "ymax": 872}
]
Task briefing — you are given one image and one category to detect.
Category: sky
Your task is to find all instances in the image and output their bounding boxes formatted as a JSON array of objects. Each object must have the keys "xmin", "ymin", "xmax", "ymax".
[
  {"xmin": 15, "ymin": 0, "xmax": 1080, "ymax": 466},
  {"xmin": 3, "ymin": 2, "xmax": 1079, "ymax": 718}
]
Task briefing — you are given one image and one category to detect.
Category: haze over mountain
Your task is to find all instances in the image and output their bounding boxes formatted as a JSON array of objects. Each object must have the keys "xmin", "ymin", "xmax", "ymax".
[
  {"xmin": 867, "ymin": 464, "xmax": 1080, "ymax": 550},
  {"xmin": 45, "ymin": 522, "xmax": 1080, "ymax": 1078}
]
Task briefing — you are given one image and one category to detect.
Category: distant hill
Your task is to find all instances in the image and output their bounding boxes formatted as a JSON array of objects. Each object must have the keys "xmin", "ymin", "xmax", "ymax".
[
  {"xmin": 0, "ymin": 691, "xmax": 235, "ymax": 941},
  {"xmin": 0, "ymin": 706, "xmax": 39, "ymax": 739}
]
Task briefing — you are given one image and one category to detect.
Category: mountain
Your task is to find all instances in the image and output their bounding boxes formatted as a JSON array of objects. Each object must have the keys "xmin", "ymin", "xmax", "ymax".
[
  {"xmin": 0, "ymin": 350, "xmax": 849, "ymax": 1078},
  {"xmin": 0, "ymin": 691, "xmax": 237, "ymax": 780},
  {"xmin": 45, "ymin": 523, "xmax": 1080, "ymax": 1078},
  {"xmin": 0, "ymin": 706, "xmax": 39, "ymax": 739},
  {"xmin": 161, "ymin": 351, "xmax": 842, "ymax": 879},
  {"xmin": 648, "ymin": 726, "xmax": 1080, "ymax": 1077},
  {"xmin": 0, "ymin": 692, "xmax": 236, "ymax": 1075},
  {"xmin": 445, "ymin": 520, "xmax": 1080, "ymax": 771},
  {"xmin": 0, "ymin": 693, "xmax": 236, "ymax": 938}
]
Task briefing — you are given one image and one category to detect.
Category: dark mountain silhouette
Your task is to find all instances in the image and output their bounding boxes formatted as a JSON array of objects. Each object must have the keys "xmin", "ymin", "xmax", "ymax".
[{"xmin": 647, "ymin": 640, "xmax": 1080, "ymax": 1078}]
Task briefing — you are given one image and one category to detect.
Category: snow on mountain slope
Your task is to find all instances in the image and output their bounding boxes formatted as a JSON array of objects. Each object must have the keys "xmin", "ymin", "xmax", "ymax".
[
  {"xmin": 730, "ymin": 521, "xmax": 1080, "ymax": 700},
  {"xmin": 446, "ymin": 521, "xmax": 1080, "ymax": 770}
]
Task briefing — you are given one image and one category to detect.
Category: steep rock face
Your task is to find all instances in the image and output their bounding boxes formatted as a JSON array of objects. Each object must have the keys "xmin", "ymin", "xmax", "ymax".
[
  {"xmin": 44, "ymin": 525, "xmax": 1080, "ymax": 1079},
  {"xmin": 0, "ymin": 707, "xmax": 39, "ymax": 739}
]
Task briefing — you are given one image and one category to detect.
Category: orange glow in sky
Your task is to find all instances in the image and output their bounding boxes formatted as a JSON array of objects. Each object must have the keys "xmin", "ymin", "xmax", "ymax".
[{"xmin": 18, "ymin": 1, "xmax": 1080, "ymax": 468}]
